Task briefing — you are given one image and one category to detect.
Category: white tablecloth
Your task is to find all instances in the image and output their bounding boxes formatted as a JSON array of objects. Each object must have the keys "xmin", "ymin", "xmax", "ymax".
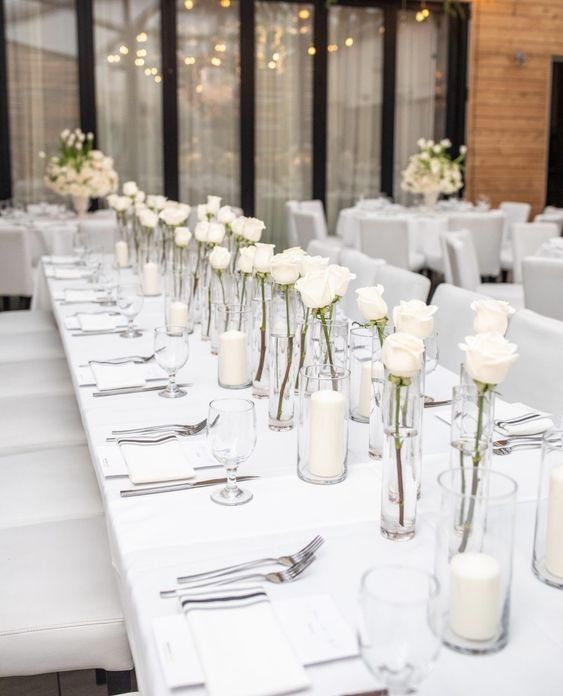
[{"xmin": 41, "ymin": 261, "xmax": 563, "ymax": 696}]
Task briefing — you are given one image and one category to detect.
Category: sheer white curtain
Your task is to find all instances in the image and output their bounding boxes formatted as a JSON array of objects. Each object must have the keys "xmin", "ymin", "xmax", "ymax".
[
  {"xmin": 94, "ymin": 0, "xmax": 163, "ymax": 193},
  {"xmin": 177, "ymin": 0, "xmax": 240, "ymax": 207},
  {"xmin": 5, "ymin": 0, "xmax": 79, "ymax": 203},
  {"xmin": 255, "ymin": 2, "xmax": 313, "ymax": 249},
  {"xmin": 326, "ymin": 7, "xmax": 384, "ymax": 231},
  {"xmin": 394, "ymin": 11, "xmax": 448, "ymax": 205}
]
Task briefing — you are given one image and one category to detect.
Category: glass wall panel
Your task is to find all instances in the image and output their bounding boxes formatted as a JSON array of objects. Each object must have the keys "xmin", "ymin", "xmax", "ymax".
[
  {"xmin": 5, "ymin": 0, "xmax": 79, "ymax": 203},
  {"xmin": 177, "ymin": 0, "xmax": 240, "ymax": 207},
  {"xmin": 326, "ymin": 7, "xmax": 384, "ymax": 230},
  {"xmin": 94, "ymin": 0, "xmax": 163, "ymax": 193},
  {"xmin": 255, "ymin": 2, "xmax": 313, "ymax": 248},
  {"xmin": 394, "ymin": 10, "xmax": 449, "ymax": 204}
]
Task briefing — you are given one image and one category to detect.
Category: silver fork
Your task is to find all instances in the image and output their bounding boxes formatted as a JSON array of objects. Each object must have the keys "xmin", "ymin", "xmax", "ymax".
[
  {"xmin": 495, "ymin": 413, "xmax": 544, "ymax": 429},
  {"xmin": 494, "ymin": 442, "xmax": 543, "ymax": 456},
  {"xmin": 493, "ymin": 434, "xmax": 544, "ymax": 447},
  {"xmin": 161, "ymin": 554, "xmax": 316, "ymax": 598},
  {"xmin": 108, "ymin": 418, "xmax": 207, "ymax": 441},
  {"xmin": 176, "ymin": 535, "xmax": 324, "ymax": 585},
  {"xmin": 115, "ymin": 433, "xmax": 179, "ymax": 446},
  {"xmin": 78, "ymin": 355, "xmax": 155, "ymax": 368}
]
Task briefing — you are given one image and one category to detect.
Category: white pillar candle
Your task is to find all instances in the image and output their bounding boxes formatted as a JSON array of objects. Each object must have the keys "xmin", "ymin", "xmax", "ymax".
[
  {"xmin": 449, "ymin": 552, "xmax": 501, "ymax": 641},
  {"xmin": 218, "ymin": 330, "xmax": 249, "ymax": 387},
  {"xmin": 168, "ymin": 300, "xmax": 188, "ymax": 328},
  {"xmin": 142, "ymin": 262, "xmax": 160, "ymax": 296},
  {"xmin": 357, "ymin": 359, "xmax": 385, "ymax": 419},
  {"xmin": 308, "ymin": 390, "xmax": 346, "ymax": 477},
  {"xmin": 114, "ymin": 240, "xmax": 129, "ymax": 268},
  {"xmin": 545, "ymin": 464, "xmax": 563, "ymax": 577}
]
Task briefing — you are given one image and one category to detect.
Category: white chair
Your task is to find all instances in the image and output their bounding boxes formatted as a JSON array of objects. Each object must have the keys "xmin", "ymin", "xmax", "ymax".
[
  {"xmin": 375, "ymin": 264, "xmax": 431, "ymax": 315},
  {"xmin": 0, "ymin": 358, "xmax": 73, "ymax": 398},
  {"xmin": 418, "ymin": 217, "xmax": 448, "ymax": 275},
  {"xmin": 0, "ymin": 226, "xmax": 34, "ymax": 297},
  {"xmin": 535, "ymin": 212, "xmax": 563, "ymax": 236},
  {"xmin": 448, "ymin": 213, "xmax": 504, "ymax": 277},
  {"xmin": 286, "ymin": 200, "xmax": 335, "ymax": 248},
  {"xmin": 0, "ymin": 394, "xmax": 86, "ymax": 455},
  {"xmin": 442, "ymin": 230, "xmax": 524, "ymax": 307},
  {"xmin": 0, "ymin": 309, "xmax": 55, "ymax": 334},
  {"xmin": 522, "ymin": 256, "xmax": 563, "ymax": 321},
  {"xmin": 357, "ymin": 217, "xmax": 424, "ymax": 271},
  {"xmin": 306, "ymin": 239, "xmax": 341, "ymax": 265},
  {"xmin": 291, "ymin": 210, "xmax": 327, "ymax": 249},
  {"xmin": 79, "ymin": 218, "xmax": 116, "ymax": 254},
  {"xmin": 0, "ymin": 516, "xmax": 132, "ymax": 678},
  {"xmin": 339, "ymin": 248, "xmax": 385, "ymax": 322},
  {"xmin": 0, "ymin": 331, "xmax": 64, "ymax": 362},
  {"xmin": 504, "ymin": 309, "xmax": 563, "ymax": 417},
  {"xmin": 511, "ymin": 222, "xmax": 559, "ymax": 283},
  {"xmin": 431, "ymin": 284, "xmax": 488, "ymax": 372},
  {"xmin": 499, "ymin": 202, "xmax": 531, "ymax": 273}
]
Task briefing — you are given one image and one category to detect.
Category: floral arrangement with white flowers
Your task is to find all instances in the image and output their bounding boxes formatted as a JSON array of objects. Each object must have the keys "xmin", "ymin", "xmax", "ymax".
[
  {"xmin": 401, "ymin": 138, "xmax": 466, "ymax": 196},
  {"xmin": 43, "ymin": 128, "xmax": 118, "ymax": 199}
]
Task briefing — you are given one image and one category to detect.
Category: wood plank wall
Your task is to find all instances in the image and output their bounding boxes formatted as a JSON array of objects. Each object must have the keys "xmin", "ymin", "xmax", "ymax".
[{"xmin": 465, "ymin": 0, "xmax": 563, "ymax": 215}]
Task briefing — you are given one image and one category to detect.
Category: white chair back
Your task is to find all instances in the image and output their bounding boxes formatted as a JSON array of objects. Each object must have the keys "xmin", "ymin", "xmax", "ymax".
[
  {"xmin": 375, "ymin": 264, "xmax": 430, "ymax": 316},
  {"xmin": 448, "ymin": 213, "xmax": 504, "ymax": 276},
  {"xmin": 522, "ymin": 256, "xmax": 563, "ymax": 321},
  {"xmin": 441, "ymin": 230, "xmax": 481, "ymax": 291},
  {"xmin": 306, "ymin": 239, "xmax": 341, "ymax": 265},
  {"xmin": 357, "ymin": 217, "xmax": 410, "ymax": 269},
  {"xmin": 79, "ymin": 218, "xmax": 116, "ymax": 254},
  {"xmin": 504, "ymin": 309, "xmax": 563, "ymax": 417},
  {"xmin": 535, "ymin": 212, "xmax": 563, "ymax": 235},
  {"xmin": 339, "ymin": 248, "xmax": 384, "ymax": 322},
  {"xmin": 0, "ymin": 226, "xmax": 33, "ymax": 296},
  {"xmin": 431, "ymin": 283, "xmax": 487, "ymax": 372},
  {"xmin": 286, "ymin": 200, "xmax": 328, "ymax": 248},
  {"xmin": 511, "ymin": 222, "xmax": 559, "ymax": 283},
  {"xmin": 499, "ymin": 201, "xmax": 531, "ymax": 236},
  {"xmin": 291, "ymin": 210, "xmax": 326, "ymax": 249}
]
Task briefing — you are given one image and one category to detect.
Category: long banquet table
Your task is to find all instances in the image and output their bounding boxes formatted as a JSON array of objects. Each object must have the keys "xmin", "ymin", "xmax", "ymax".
[{"xmin": 42, "ymin": 262, "xmax": 563, "ymax": 696}]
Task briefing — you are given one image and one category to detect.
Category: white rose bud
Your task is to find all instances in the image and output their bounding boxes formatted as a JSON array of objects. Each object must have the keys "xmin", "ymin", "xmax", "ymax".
[
  {"xmin": 459, "ymin": 333, "xmax": 518, "ymax": 386},
  {"xmin": 270, "ymin": 254, "xmax": 300, "ymax": 285},
  {"xmin": 393, "ymin": 299, "xmax": 438, "ymax": 339},
  {"xmin": 471, "ymin": 300, "xmax": 514, "ymax": 336},
  {"xmin": 106, "ymin": 193, "xmax": 118, "ymax": 208},
  {"xmin": 123, "ymin": 180, "xmax": 138, "ymax": 197},
  {"xmin": 327, "ymin": 264, "xmax": 356, "ymax": 297},
  {"xmin": 209, "ymin": 245, "xmax": 231, "ymax": 271},
  {"xmin": 146, "ymin": 194, "xmax": 167, "ymax": 211},
  {"xmin": 231, "ymin": 216, "xmax": 246, "ymax": 237},
  {"xmin": 243, "ymin": 217, "xmax": 265, "ymax": 243},
  {"xmin": 356, "ymin": 286, "xmax": 388, "ymax": 322},
  {"xmin": 253, "ymin": 243, "xmax": 275, "ymax": 273},
  {"xmin": 382, "ymin": 332, "xmax": 425, "ymax": 379},
  {"xmin": 112, "ymin": 195, "xmax": 132, "ymax": 212},
  {"xmin": 175, "ymin": 226, "xmax": 192, "ymax": 248},
  {"xmin": 135, "ymin": 190, "xmax": 146, "ymax": 204},
  {"xmin": 159, "ymin": 206, "xmax": 189, "ymax": 227},
  {"xmin": 237, "ymin": 245, "xmax": 256, "ymax": 274},
  {"xmin": 295, "ymin": 269, "xmax": 336, "ymax": 309},
  {"xmin": 194, "ymin": 221, "xmax": 209, "ymax": 243},
  {"xmin": 139, "ymin": 209, "xmax": 159, "ymax": 229},
  {"xmin": 285, "ymin": 246, "xmax": 306, "ymax": 257},
  {"xmin": 217, "ymin": 205, "xmax": 236, "ymax": 225},
  {"xmin": 208, "ymin": 222, "xmax": 226, "ymax": 245},
  {"xmin": 197, "ymin": 203, "xmax": 209, "ymax": 221},
  {"xmin": 207, "ymin": 195, "xmax": 222, "ymax": 215},
  {"xmin": 298, "ymin": 255, "xmax": 329, "ymax": 276}
]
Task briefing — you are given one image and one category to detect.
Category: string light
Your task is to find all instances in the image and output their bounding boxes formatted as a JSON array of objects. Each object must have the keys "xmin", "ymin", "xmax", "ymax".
[
  {"xmin": 184, "ymin": 0, "xmax": 194, "ymax": 8},
  {"xmin": 307, "ymin": 46, "xmax": 316, "ymax": 56},
  {"xmin": 344, "ymin": 37, "xmax": 353, "ymax": 47},
  {"xmin": 151, "ymin": 67, "xmax": 158, "ymax": 75},
  {"xmin": 196, "ymin": 84, "xmax": 203, "ymax": 93},
  {"xmin": 272, "ymin": 52, "xmax": 280, "ymax": 61},
  {"xmin": 144, "ymin": 68, "xmax": 152, "ymax": 76},
  {"xmin": 107, "ymin": 54, "xmax": 120, "ymax": 63},
  {"xmin": 184, "ymin": 56, "xmax": 196, "ymax": 65},
  {"xmin": 299, "ymin": 25, "xmax": 309, "ymax": 34},
  {"xmin": 268, "ymin": 60, "xmax": 276, "ymax": 69},
  {"xmin": 136, "ymin": 48, "xmax": 147, "ymax": 57},
  {"xmin": 298, "ymin": 9, "xmax": 310, "ymax": 19},
  {"xmin": 215, "ymin": 43, "xmax": 227, "ymax": 52},
  {"xmin": 135, "ymin": 58, "xmax": 145, "ymax": 66},
  {"xmin": 136, "ymin": 32, "xmax": 148, "ymax": 42},
  {"xmin": 211, "ymin": 56, "xmax": 221, "ymax": 66},
  {"xmin": 154, "ymin": 75, "xmax": 162, "ymax": 83},
  {"xmin": 327, "ymin": 43, "xmax": 338, "ymax": 53},
  {"xmin": 119, "ymin": 45, "xmax": 128, "ymax": 55},
  {"xmin": 220, "ymin": 0, "xmax": 231, "ymax": 6}
]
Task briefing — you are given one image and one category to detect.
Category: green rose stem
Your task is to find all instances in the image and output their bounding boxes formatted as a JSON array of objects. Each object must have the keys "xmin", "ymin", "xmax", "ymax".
[
  {"xmin": 295, "ymin": 307, "xmax": 310, "ymax": 391},
  {"xmin": 276, "ymin": 285, "xmax": 293, "ymax": 422},
  {"xmin": 238, "ymin": 273, "xmax": 247, "ymax": 331},
  {"xmin": 319, "ymin": 310, "xmax": 337, "ymax": 388},
  {"xmin": 254, "ymin": 274, "xmax": 267, "ymax": 382},
  {"xmin": 390, "ymin": 374, "xmax": 409, "ymax": 528},
  {"xmin": 459, "ymin": 380, "xmax": 491, "ymax": 553},
  {"xmin": 206, "ymin": 275, "xmax": 212, "ymax": 336},
  {"xmin": 217, "ymin": 270, "xmax": 229, "ymax": 331},
  {"xmin": 192, "ymin": 243, "xmax": 202, "ymax": 297}
]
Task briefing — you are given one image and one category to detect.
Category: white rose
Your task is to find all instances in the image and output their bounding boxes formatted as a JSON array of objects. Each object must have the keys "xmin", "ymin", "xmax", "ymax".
[
  {"xmin": 207, "ymin": 195, "xmax": 222, "ymax": 215},
  {"xmin": 231, "ymin": 216, "xmax": 246, "ymax": 237},
  {"xmin": 197, "ymin": 204, "xmax": 209, "ymax": 221},
  {"xmin": 112, "ymin": 195, "xmax": 132, "ymax": 213},
  {"xmin": 471, "ymin": 300, "xmax": 515, "ymax": 336},
  {"xmin": 253, "ymin": 243, "xmax": 275, "ymax": 273},
  {"xmin": 123, "ymin": 180, "xmax": 138, "ymax": 196},
  {"xmin": 194, "ymin": 221, "xmax": 209, "ymax": 243},
  {"xmin": 381, "ymin": 332, "xmax": 425, "ymax": 379},
  {"xmin": 270, "ymin": 254, "xmax": 300, "ymax": 285},
  {"xmin": 159, "ymin": 206, "xmax": 188, "ymax": 227},
  {"xmin": 299, "ymin": 255, "xmax": 329, "ymax": 276},
  {"xmin": 327, "ymin": 264, "xmax": 356, "ymax": 297},
  {"xmin": 237, "ymin": 245, "xmax": 256, "ymax": 274},
  {"xmin": 217, "ymin": 205, "xmax": 236, "ymax": 225},
  {"xmin": 393, "ymin": 300, "xmax": 438, "ymax": 339},
  {"xmin": 135, "ymin": 202, "xmax": 147, "ymax": 215},
  {"xmin": 106, "ymin": 193, "xmax": 118, "ymax": 208},
  {"xmin": 459, "ymin": 333, "xmax": 518, "ymax": 386},
  {"xmin": 285, "ymin": 246, "xmax": 306, "ymax": 256},
  {"xmin": 138, "ymin": 209, "xmax": 159, "ymax": 229},
  {"xmin": 208, "ymin": 222, "xmax": 226, "ymax": 245},
  {"xmin": 295, "ymin": 269, "xmax": 336, "ymax": 309},
  {"xmin": 146, "ymin": 194, "xmax": 167, "ymax": 211},
  {"xmin": 209, "ymin": 245, "xmax": 231, "ymax": 271},
  {"xmin": 175, "ymin": 226, "xmax": 192, "ymax": 248},
  {"xmin": 356, "ymin": 286, "xmax": 388, "ymax": 322},
  {"xmin": 243, "ymin": 217, "xmax": 265, "ymax": 243}
]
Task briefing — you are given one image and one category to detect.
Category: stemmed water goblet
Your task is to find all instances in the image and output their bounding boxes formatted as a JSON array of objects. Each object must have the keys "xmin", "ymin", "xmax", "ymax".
[
  {"xmin": 153, "ymin": 325, "xmax": 190, "ymax": 398},
  {"xmin": 72, "ymin": 230, "xmax": 88, "ymax": 265},
  {"xmin": 98, "ymin": 257, "xmax": 119, "ymax": 305},
  {"xmin": 207, "ymin": 398, "xmax": 257, "ymax": 506},
  {"xmin": 117, "ymin": 282, "xmax": 144, "ymax": 338}
]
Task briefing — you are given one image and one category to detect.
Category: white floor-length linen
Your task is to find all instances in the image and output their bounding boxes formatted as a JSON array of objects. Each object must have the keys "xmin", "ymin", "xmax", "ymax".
[{"xmin": 36, "ymin": 261, "xmax": 563, "ymax": 696}]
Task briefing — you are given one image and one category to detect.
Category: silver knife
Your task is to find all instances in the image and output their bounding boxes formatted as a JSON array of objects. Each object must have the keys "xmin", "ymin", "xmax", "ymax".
[
  {"xmin": 71, "ymin": 329, "xmax": 129, "ymax": 337},
  {"xmin": 424, "ymin": 399, "xmax": 452, "ymax": 409},
  {"xmin": 120, "ymin": 475, "xmax": 260, "ymax": 497},
  {"xmin": 92, "ymin": 382, "xmax": 190, "ymax": 397}
]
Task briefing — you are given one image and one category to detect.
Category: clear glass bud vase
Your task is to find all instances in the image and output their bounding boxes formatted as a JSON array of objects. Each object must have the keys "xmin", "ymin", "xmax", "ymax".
[
  {"xmin": 449, "ymin": 383, "xmax": 495, "ymax": 473},
  {"xmin": 114, "ymin": 214, "xmax": 132, "ymax": 269},
  {"xmin": 251, "ymin": 276, "xmax": 270, "ymax": 398},
  {"xmin": 209, "ymin": 272, "xmax": 235, "ymax": 355},
  {"xmin": 307, "ymin": 315, "xmax": 349, "ymax": 372},
  {"xmin": 199, "ymin": 259, "xmax": 213, "ymax": 340},
  {"xmin": 380, "ymin": 369, "xmax": 423, "ymax": 541},
  {"xmin": 164, "ymin": 268, "xmax": 194, "ymax": 334}
]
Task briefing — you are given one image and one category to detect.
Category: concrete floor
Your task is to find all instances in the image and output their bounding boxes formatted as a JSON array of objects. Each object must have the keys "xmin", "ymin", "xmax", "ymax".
[{"xmin": 0, "ymin": 670, "xmax": 123, "ymax": 695}]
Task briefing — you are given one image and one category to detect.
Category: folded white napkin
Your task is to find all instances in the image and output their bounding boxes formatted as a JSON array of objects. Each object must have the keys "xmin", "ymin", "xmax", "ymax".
[
  {"xmin": 120, "ymin": 437, "xmax": 196, "ymax": 484},
  {"xmin": 90, "ymin": 362, "xmax": 146, "ymax": 391},
  {"xmin": 78, "ymin": 314, "xmax": 121, "ymax": 332},
  {"xmin": 495, "ymin": 402, "xmax": 554, "ymax": 435},
  {"xmin": 51, "ymin": 268, "xmax": 90, "ymax": 280},
  {"xmin": 45, "ymin": 255, "xmax": 78, "ymax": 265},
  {"xmin": 64, "ymin": 289, "xmax": 99, "ymax": 302},
  {"xmin": 181, "ymin": 588, "xmax": 309, "ymax": 696}
]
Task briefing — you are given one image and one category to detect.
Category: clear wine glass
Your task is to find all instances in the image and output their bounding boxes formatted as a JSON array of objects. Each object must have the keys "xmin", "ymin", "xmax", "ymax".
[
  {"xmin": 359, "ymin": 565, "xmax": 443, "ymax": 696},
  {"xmin": 154, "ymin": 325, "xmax": 190, "ymax": 398},
  {"xmin": 99, "ymin": 257, "xmax": 119, "ymax": 305},
  {"xmin": 117, "ymin": 282, "xmax": 144, "ymax": 338},
  {"xmin": 72, "ymin": 230, "xmax": 88, "ymax": 265},
  {"xmin": 207, "ymin": 398, "xmax": 257, "ymax": 506}
]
